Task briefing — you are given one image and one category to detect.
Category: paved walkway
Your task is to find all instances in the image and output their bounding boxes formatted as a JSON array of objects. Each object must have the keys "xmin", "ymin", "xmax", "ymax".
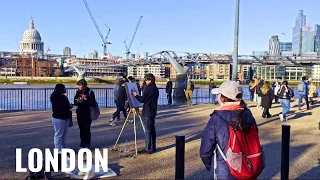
[{"xmin": 0, "ymin": 100, "xmax": 320, "ymax": 179}]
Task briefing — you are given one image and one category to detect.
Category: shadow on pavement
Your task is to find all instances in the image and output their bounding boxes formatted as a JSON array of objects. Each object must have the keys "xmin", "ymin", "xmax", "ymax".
[{"xmin": 296, "ymin": 159, "xmax": 320, "ymax": 179}]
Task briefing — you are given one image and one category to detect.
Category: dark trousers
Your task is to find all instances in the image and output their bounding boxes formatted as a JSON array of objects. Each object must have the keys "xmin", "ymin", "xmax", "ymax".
[
  {"xmin": 112, "ymin": 101, "xmax": 127, "ymax": 120},
  {"xmin": 142, "ymin": 116, "xmax": 156, "ymax": 152},
  {"xmin": 274, "ymin": 96, "xmax": 279, "ymax": 103},
  {"xmin": 262, "ymin": 108, "xmax": 271, "ymax": 118},
  {"xmin": 250, "ymin": 91, "xmax": 254, "ymax": 101},
  {"xmin": 77, "ymin": 114, "xmax": 92, "ymax": 148},
  {"xmin": 167, "ymin": 93, "xmax": 172, "ymax": 105}
]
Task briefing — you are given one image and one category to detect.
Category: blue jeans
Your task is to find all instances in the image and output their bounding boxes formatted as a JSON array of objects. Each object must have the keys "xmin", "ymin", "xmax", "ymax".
[
  {"xmin": 280, "ymin": 99, "xmax": 290, "ymax": 117},
  {"xmin": 298, "ymin": 95, "xmax": 309, "ymax": 109},
  {"xmin": 142, "ymin": 117, "xmax": 156, "ymax": 152},
  {"xmin": 52, "ymin": 117, "xmax": 69, "ymax": 152},
  {"xmin": 211, "ymin": 94, "xmax": 217, "ymax": 104}
]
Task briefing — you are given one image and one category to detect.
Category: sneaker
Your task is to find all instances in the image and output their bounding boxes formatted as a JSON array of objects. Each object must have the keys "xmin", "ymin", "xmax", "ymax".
[
  {"xmin": 279, "ymin": 114, "xmax": 284, "ymax": 121},
  {"xmin": 307, "ymin": 107, "xmax": 312, "ymax": 110},
  {"xmin": 108, "ymin": 121, "xmax": 116, "ymax": 126}
]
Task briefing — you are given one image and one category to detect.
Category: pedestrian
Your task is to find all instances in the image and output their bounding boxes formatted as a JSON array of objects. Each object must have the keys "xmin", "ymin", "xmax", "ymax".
[
  {"xmin": 200, "ymin": 81, "xmax": 262, "ymax": 179},
  {"xmin": 308, "ymin": 82, "xmax": 317, "ymax": 105},
  {"xmin": 133, "ymin": 73, "xmax": 159, "ymax": 154},
  {"xmin": 141, "ymin": 80, "xmax": 147, "ymax": 94},
  {"xmin": 249, "ymin": 79, "xmax": 256, "ymax": 101},
  {"xmin": 166, "ymin": 78, "xmax": 173, "ymax": 105},
  {"xmin": 113, "ymin": 77, "xmax": 122, "ymax": 121},
  {"xmin": 278, "ymin": 80, "xmax": 294, "ymax": 122},
  {"xmin": 209, "ymin": 79, "xmax": 217, "ymax": 104},
  {"xmin": 297, "ymin": 77, "xmax": 310, "ymax": 110},
  {"xmin": 109, "ymin": 79, "xmax": 127, "ymax": 126},
  {"xmin": 260, "ymin": 81, "xmax": 274, "ymax": 118},
  {"xmin": 184, "ymin": 78, "xmax": 194, "ymax": 106},
  {"xmin": 272, "ymin": 79, "xmax": 280, "ymax": 103},
  {"xmin": 256, "ymin": 79, "xmax": 264, "ymax": 110},
  {"xmin": 74, "ymin": 79, "xmax": 97, "ymax": 149},
  {"xmin": 136, "ymin": 79, "xmax": 142, "ymax": 95},
  {"xmin": 50, "ymin": 84, "xmax": 73, "ymax": 152}
]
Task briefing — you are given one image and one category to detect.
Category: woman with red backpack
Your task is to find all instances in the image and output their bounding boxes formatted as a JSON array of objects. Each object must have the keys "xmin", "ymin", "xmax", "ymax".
[{"xmin": 200, "ymin": 81, "xmax": 264, "ymax": 179}]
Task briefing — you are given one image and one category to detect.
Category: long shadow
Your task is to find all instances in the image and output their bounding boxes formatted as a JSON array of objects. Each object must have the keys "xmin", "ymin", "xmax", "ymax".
[
  {"xmin": 289, "ymin": 112, "xmax": 313, "ymax": 120},
  {"xmin": 108, "ymin": 163, "xmax": 124, "ymax": 176},
  {"xmin": 186, "ymin": 142, "xmax": 315, "ymax": 179},
  {"xmin": 296, "ymin": 159, "xmax": 320, "ymax": 179}
]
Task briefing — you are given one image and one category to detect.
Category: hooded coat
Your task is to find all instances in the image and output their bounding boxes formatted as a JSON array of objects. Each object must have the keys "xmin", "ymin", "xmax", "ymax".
[{"xmin": 200, "ymin": 103, "xmax": 257, "ymax": 179}]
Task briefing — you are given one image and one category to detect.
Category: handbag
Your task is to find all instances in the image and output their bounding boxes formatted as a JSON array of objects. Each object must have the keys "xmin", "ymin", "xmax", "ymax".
[{"xmin": 89, "ymin": 90, "xmax": 100, "ymax": 121}]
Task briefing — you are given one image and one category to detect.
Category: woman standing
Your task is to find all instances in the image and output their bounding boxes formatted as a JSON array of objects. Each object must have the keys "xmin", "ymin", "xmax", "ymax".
[
  {"xmin": 308, "ymin": 82, "xmax": 317, "ymax": 105},
  {"xmin": 278, "ymin": 80, "xmax": 294, "ymax": 122},
  {"xmin": 74, "ymin": 79, "xmax": 96, "ymax": 149},
  {"xmin": 249, "ymin": 79, "xmax": 256, "ymax": 101},
  {"xmin": 261, "ymin": 81, "xmax": 274, "ymax": 118},
  {"xmin": 50, "ymin": 84, "xmax": 73, "ymax": 152}
]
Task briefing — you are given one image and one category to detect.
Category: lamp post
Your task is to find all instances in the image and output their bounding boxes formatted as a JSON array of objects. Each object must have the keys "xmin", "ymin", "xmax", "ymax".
[{"xmin": 231, "ymin": 0, "xmax": 240, "ymax": 81}]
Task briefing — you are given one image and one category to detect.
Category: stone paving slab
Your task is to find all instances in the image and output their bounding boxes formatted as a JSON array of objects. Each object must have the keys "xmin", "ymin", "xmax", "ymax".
[{"xmin": 0, "ymin": 100, "xmax": 320, "ymax": 179}]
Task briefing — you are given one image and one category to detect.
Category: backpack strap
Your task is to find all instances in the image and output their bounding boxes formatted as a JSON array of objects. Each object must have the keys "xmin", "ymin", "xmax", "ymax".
[{"xmin": 216, "ymin": 144, "xmax": 227, "ymax": 161}]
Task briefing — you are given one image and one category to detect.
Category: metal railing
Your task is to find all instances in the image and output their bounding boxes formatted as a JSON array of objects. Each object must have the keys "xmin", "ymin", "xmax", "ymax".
[{"xmin": 0, "ymin": 87, "xmax": 318, "ymax": 111}]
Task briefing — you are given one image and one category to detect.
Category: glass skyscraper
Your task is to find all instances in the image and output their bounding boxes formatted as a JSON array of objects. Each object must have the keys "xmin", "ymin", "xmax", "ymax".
[
  {"xmin": 279, "ymin": 42, "xmax": 292, "ymax": 52},
  {"xmin": 315, "ymin": 24, "xmax": 320, "ymax": 55},
  {"xmin": 269, "ymin": 36, "xmax": 280, "ymax": 56},
  {"xmin": 292, "ymin": 10, "xmax": 306, "ymax": 54},
  {"xmin": 301, "ymin": 27, "xmax": 315, "ymax": 53}
]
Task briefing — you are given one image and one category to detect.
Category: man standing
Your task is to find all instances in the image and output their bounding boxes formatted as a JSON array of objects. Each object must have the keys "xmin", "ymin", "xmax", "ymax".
[
  {"xmin": 133, "ymin": 73, "xmax": 159, "ymax": 154},
  {"xmin": 184, "ymin": 79, "xmax": 194, "ymax": 106},
  {"xmin": 166, "ymin": 78, "xmax": 173, "ymax": 105},
  {"xmin": 298, "ymin": 76, "xmax": 310, "ymax": 110},
  {"xmin": 209, "ymin": 79, "xmax": 217, "ymax": 104},
  {"xmin": 109, "ymin": 80, "xmax": 127, "ymax": 126}
]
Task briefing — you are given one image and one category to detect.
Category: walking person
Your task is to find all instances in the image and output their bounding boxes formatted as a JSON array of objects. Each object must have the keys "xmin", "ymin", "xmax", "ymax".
[
  {"xmin": 261, "ymin": 81, "xmax": 274, "ymax": 118},
  {"xmin": 256, "ymin": 79, "xmax": 264, "ymax": 110},
  {"xmin": 278, "ymin": 80, "xmax": 294, "ymax": 122},
  {"xmin": 209, "ymin": 79, "xmax": 217, "ymax": 104},
  {"xmin": 272, "ymin": 79, "xmax": 280, "ymax": 103},
  {"xmin": 113, "ymin": 78, "xmax": 121, "ymax": 121},
  {"xmin": 184, "ymin": 79, "xmax": 194, "ymax": 106},
  {"xmin": 308, "ymin": 82, "xmax": 317, "ymax": 105},
  {"xmin": 109, "ymin": 79, "xmax": 127, "ymax": 126},
  {"xmin": 166, "ymin": 78, "xmax": 173, "ymax": 105},
  {"xmin": 50, "ymin": 84, "xmax": 73, "ymax": 152},
  {"xmin": 297, "ymin": 77, "xmax": 311, "ymax": 110},
  {"xmin": 74, "ymin": 79, "xmax": 97, "ymax": 149},
  {"xmin": 200, "ymin": 81, "xmax": 263, "ymax": 179},
  {"xmin": 133, "ymin": 73, "xmax": 159, "ymax": 154},
  {"xmin": 249, "ymin": 79, "xmax": 256, "ymax": 101},
  {"xmin": 136, "ymin": 79, "xmax": 142, "ymax": 95}
]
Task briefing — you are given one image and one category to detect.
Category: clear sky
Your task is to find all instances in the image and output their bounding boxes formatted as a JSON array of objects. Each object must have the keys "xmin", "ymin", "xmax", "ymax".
[{"xmin": 0, "ymin": 0, "xmax": 319, "ymax": 58}]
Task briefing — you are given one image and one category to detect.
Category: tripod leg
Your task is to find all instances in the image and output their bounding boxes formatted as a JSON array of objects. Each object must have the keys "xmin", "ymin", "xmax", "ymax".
[
  {"xmin": 138, "ymin": 114, "xmax": 146, "ymax": 133},
  {"xmin": 133, "ymin": 110, "xmax": 138, "ymax": 157},
  {"xmin": 113, "ymin": 109, "xmax": 131, "ymax": 148}
]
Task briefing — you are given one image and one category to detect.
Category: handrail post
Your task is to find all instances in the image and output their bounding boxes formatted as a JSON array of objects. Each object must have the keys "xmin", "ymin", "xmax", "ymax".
[
  {"xmin": 20, "ymin": 89, "xmax": 23, "ymax": 111},
  {"xmin": 44, "ymin": 89, "xmax": 47, "ymax": 110},
  {"xmin": 281, "ymin": 124, "xmax": 290, "ymax": 180},
  {"xmin": 175, "ymin": 134, "xmax": 185, "ymax": 180},
  {"xmin": 106, "ymin": 88, "xmax": 108, "ymax": 108}
]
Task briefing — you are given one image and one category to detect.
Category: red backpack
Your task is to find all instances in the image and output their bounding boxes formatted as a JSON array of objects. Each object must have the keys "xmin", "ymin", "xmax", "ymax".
[{"xmin": 217, "ymin": 124, "xmax": 265, "ymax": 179}]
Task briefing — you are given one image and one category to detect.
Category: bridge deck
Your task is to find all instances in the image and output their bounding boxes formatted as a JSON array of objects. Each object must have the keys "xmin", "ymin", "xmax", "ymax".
[{"xmin": 0, "ymin": 100, "xmax": 319, "ymax": 179}]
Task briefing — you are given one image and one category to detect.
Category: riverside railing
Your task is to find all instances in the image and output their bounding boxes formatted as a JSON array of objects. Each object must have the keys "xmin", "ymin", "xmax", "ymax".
[{"xmin": 0, "ymin": 87, "xmax": 317, "ymax": 111}]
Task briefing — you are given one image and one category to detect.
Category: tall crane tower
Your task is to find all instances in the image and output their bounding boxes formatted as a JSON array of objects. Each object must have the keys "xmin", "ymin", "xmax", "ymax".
[
  {"xmin": 82, "ymin": 0, "xmax": 112, "ymax": 56},
  {"xmin": 124, "ymin": 16, "xmax": 143, "ymax": 59}
]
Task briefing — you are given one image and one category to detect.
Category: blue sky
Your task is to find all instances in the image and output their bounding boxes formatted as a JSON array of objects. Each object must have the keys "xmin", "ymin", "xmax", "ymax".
[{"xmin": 0, "ymin": 0, "xmax": 319, "ymax": 58}]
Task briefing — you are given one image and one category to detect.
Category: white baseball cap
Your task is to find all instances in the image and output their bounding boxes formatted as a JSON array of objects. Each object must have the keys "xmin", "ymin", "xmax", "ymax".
[{"xmin": 211, "ymin": 80, "xmax": 242, "ymax": 101}]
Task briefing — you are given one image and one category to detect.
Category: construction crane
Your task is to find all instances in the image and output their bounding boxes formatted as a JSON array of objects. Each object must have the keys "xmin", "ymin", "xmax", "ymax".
[
  {"xmin": 82, "ymin": 0, "xmax": 112, "ymax": 56},
  {"xmin": 124, "ymin": 16, "xmax": 143, "ymax": 59}
]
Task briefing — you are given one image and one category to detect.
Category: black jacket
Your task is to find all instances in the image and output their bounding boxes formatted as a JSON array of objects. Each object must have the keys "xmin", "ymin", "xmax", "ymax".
[
  {"xmin": 256, "ymin": 82, "xmax": 264, "ymax": 97},
  {"xmin": 117, "ymin": 86, "xmax": 127, "ymax": 107},
  {"xmin": 50, "ymin": 93, "xmax": 72, "ymax": 120},
  {"xmin": 136, "ymin": 83, "xmax": 142, "ymax": 95},
  {"xmin": 74, "ymin": 88, "xmax": 96, "ymax": 115},
  {"xmin": 135, "ymin": 83, "xmax": 159, "ymax": 119},
  {"xmin": 166, "ymin": 81, "xmax": 173, "ymax": 93},
  {"xmin": 261, "ymin": 89, "xmax": 274, "ymax": 109}
]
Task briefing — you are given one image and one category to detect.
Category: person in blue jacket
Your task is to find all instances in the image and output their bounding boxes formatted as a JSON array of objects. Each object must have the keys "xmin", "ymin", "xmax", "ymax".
[
  {"xmin": 200, "ymin": 81, "xmax": 258, "ymax": 179},
  {"xmin": 297, "ymin": 76, "xmax": 310, "ymax": 110}
]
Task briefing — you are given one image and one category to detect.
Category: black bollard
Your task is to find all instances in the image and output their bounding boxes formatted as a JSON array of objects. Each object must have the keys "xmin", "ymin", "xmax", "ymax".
[
  {"xmin": 175, "ymin": 134, "xmax": 185, "ymax": 180},
  {"xmin": 281, "ymin": 124, "xmax": 290, "ymax": 180}
]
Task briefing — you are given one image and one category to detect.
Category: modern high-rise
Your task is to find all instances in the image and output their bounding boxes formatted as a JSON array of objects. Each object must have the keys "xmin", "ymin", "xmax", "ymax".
[
  {"xmin": 269, "ymin": 36, "xmax": 280, "ymax": 56},
  {"xmin": 301, "ymin": 27, "xmax": 315, "ymax": 53},
  {"xmin": 279, "ymin": 42, "xmax": 292, "ymax": 53},
  {"xmin": 63, "ymin": 47, "xmax": 71, "ymax": 57},
  {"xmin": 315, "ymin": 24, "xmax": 320, "ymax": 55},
  {"xmin": 292, "ymin": 10, "xmax": 306, "ymax": 54}
]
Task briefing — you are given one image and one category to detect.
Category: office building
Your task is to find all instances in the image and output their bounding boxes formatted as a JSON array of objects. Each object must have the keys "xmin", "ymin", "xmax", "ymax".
[
  {"xmin": 292, "ymin": 10, "xmax": 307, "ymax": 54},
  {"xmin": 252, "ymin": 51, "xmax": 268, "ymax": 56},
  {"xmin": 301, "ymin": 27, "xmax": 315, "ymax": 53},
  {"xmin": 63, "ymin": 47, "xmax": 71, "ymax": 57},
  {"xmin": 280, "ymin": 42, "xmax": 292, "ymax": 53},
  {"xmin": 314, "ymin": 25, "xmax": 320, "ymax": 55},
  {"xmin": 253, "ymin": 65, "xmax": 286, "ymax": 80},
  {"xmin": 20, "ymin": 18, "xmax": 44, "ymax": 55},
  {"xmin": 269, "ymin": 36, "xmax": 280, "ymax": 56},
  {"xmin": 207, "ymin": 63, "xmax": 231, "ymax": 81},
  {"xmin": 127, "ymin": 64, "xmax": 169, "ymax": 79}
]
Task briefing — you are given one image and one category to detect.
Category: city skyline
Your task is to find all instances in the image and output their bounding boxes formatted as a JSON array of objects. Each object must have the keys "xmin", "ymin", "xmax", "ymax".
[{"xmin": 0, "ymin": 0, "xmax": 320, "ymax": 57}]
